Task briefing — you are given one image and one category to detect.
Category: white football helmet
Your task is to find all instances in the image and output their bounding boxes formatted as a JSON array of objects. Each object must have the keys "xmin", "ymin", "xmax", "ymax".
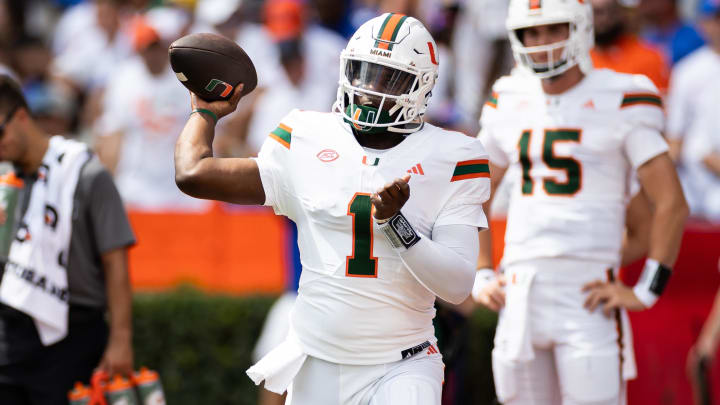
[
  {"xmin": 506, "ymin": 0, "xmax": 594, "ymax": 78},
  {"xmin": 333, "ymin": 13, "xmax": 439, "ymax": 134}
]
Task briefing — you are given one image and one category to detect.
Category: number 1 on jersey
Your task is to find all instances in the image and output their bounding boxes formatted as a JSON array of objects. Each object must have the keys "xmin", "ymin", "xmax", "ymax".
[{"xmin": 346, "ymin": 193, "xmax": 378, "ymax": 277}]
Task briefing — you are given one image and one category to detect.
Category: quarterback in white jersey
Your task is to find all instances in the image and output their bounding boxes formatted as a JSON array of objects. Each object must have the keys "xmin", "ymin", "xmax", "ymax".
[
  {"xmin": 174, "ymin": 14, "xmax": 490, "ymax": 405},
  {"xmin": 473, "ymin": 1, "xmax": 688, "ymax": 405}
]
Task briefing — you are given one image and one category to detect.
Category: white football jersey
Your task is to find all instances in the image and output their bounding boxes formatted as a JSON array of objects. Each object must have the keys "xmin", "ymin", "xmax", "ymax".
[
  {"xmin": 255, "ymin": 109, "xmax": 490, "ymax": 364},
  {"xmin": 479, "ymin": 68, "xmax": 668, "ymax": 267}
]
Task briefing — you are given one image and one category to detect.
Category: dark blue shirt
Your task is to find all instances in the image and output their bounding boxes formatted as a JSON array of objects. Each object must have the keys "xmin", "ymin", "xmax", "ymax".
[{"xmin": 643, "ymin": 22, "xmax": 706, "ymax": 65}]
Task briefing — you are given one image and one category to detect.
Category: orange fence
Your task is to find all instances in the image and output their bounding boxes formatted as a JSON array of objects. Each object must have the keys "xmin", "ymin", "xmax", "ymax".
[
  {"xmin": 127, "ymin": 209, "xmax": 508, "ymax": 294},
  {"xmin": 127, "ymin": 204, "xmax": 290, "ymax": 294}
]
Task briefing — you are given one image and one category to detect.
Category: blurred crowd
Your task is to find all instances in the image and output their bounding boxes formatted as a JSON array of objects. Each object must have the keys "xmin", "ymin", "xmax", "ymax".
[{"xmin": 0, "ymin": 0, "xmax": 719, "ymax": 221}]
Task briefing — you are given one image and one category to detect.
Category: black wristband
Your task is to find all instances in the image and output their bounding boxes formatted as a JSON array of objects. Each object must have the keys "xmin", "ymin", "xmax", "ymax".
[
  {"xmin": 649, "ymin": 263, "xmax": 672, "ymax": 296},
  {"xmin": 377, "ymin": 211, "xmax": 421, "ymax": 251},
  {"xmin": 634, "ymin": 259, "xmax": 672, "ymax": 307}
]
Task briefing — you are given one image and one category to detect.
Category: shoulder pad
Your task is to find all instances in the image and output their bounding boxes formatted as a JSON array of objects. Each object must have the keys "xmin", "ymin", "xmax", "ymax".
[
  {"xmin": 267, "ymin": 109, "xmax": 304, "ymax": 149},
  {"xmin": 591, "ymin": 70, "xmax": 662, "ymax": 110},
  {"xmin": 619, "ymin": 75, "xmax": 662, "ymax": 110}
]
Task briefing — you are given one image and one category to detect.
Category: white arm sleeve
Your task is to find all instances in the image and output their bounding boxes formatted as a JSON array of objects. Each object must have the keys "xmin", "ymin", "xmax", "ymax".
[{"xmin": 397, "ymin": 224, "xmax": 479, "ymax": 304}]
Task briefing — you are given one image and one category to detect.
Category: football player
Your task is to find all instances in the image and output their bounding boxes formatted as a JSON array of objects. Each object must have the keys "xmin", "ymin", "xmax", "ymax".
[
  {"xmin": 174, "ymin": 14, "xmax": 491, "ymax": 405},
  {"xmin": 472, "ymin": 1, "xmax": 688, "ymax": 404}
]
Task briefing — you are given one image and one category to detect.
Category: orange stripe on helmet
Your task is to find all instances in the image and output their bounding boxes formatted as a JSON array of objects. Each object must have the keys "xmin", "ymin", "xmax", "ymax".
[{"xmin": 377, "ymin": 14, "xmax": 405, "ymax": 50}]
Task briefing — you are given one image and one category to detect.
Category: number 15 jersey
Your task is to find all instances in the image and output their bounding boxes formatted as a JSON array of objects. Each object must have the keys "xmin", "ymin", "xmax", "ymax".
[
  {"xmin": 254, "ymin": 109, "xmax": 490, "ymax": 365},
  {"xmin": 479, "ymin": 69, "xmax": 668, "ymax": 268}
]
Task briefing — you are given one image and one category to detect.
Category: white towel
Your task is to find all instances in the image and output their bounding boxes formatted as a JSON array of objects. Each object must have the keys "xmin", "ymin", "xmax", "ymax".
[
  {"xmin": 246, "ymin": 328, "xmax": 308, "ymax": 395},
  {"xmin": 492, "ymin": 266, "xmax": 537, "ymax": 362},
  {"xmin": 0, "ymin": 136, "xmax": 90, "ymax": 345}
]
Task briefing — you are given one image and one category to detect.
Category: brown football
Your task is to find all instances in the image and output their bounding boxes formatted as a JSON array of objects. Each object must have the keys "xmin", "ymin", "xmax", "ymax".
[{"xmin": 168, "ymin": 33, "xmax": 258, "ymax": 101}]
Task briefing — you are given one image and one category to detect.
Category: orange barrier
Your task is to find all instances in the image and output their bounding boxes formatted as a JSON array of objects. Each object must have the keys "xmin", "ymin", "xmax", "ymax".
[
  {"xmin": 128, "ymin": 211, "xmax": 507, "ymax": 294},
  {"xmin": 127, "ymin": 204, "xmax": 289, "ymax": 294}
]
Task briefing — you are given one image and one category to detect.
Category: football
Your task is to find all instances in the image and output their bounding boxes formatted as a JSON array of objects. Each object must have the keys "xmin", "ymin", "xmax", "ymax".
[{"xmin": 168, "ymin": 33, "xmax": 258, "ymax": 101}]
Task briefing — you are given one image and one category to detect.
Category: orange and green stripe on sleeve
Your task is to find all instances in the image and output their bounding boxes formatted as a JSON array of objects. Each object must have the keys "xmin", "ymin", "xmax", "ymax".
[
  {"xmin": 621, "ymin": 93, "xmax": 663, "ymax": 109},
  {"xmin": 485, "ymin": 92, "xmax": 498, "ymax": 109},
  {"xmin": 268, "ymin": 123, "xmax": 292, "ymax": 149},
  {"xmin": 374, "ymin": 13, "xmax": 408, "ymax": 51},
  {"xmin": 451, "ymin": 159, "xmax": 490, "ymax": 182}
]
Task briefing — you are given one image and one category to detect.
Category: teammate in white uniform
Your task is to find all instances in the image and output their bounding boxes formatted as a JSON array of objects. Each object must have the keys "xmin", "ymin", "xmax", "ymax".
[
  {"xmin": 174, "ymin": 14, "xmax": 491, "ymax": 405},
  {"xmin": 472, "ymin": 1, "xmax": 688, "ymax": 404},
  {"xmin": 666, "ymin": 0, "xmax": 720, "ymax": 215}
]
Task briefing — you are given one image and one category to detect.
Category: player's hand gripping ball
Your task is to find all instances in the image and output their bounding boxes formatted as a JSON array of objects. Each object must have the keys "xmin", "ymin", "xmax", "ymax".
[{"xmin": 169, "ymin": 33, "xmax": 257, "ymax": 102}]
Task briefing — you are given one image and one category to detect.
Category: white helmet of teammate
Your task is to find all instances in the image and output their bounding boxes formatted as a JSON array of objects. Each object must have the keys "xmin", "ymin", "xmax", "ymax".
[
  {"xmin": 506, "ymin": 0, "xmax": 594, "ymax": 78},
  {"xmin": 333, "ymin": 13, "xmax": 439, "ymax": 134}
]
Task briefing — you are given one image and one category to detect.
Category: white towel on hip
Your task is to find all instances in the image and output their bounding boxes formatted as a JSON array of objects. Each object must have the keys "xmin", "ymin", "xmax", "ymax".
[
  {"xmin": 492, "ymin": 265, "xmax": 537, "ymax": 362},
  {"xmin": 0, "ymin": 136, "xmax": 91, "ymax": 345},
  {"xmin": 246, "ymin": 327, "xmax": 308, "ymax": 395}
]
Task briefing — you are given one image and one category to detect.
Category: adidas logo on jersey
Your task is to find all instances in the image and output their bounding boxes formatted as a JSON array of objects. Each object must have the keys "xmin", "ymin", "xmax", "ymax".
[
  {"xmin": 407, "ymin": 163, "xmax": 424, "ymax": 175},
  {"xmin": 583, "ymin": 99, "xmax": 595, "ymax": 109}
]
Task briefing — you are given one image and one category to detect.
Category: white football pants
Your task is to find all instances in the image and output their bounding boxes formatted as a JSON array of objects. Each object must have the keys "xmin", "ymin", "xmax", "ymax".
[
  {"xmin": 286, "ymin": 345, "xmax": 444, "ymax": 405},
  {"xmin": 492, "ymin": 258, "xmax": 629, "ymax": 405}
]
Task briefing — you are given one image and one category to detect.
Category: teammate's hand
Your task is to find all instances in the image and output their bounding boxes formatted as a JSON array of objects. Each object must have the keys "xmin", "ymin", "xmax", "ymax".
[
  {"xmin": 371, "ymin": 174, "xmax": 411, "ymax": 221},
  {"xmin": 582, "ymin": 279, "xmax": 646, "ymax": 317},
  {"xmin": 95, "ymin": 336, "xmax": 134, "ymax": 378},
  {"xmin": 474, "ymin": 274, "xmax": 506, "ymax": 312},
  {"xmin": 189, "ymin": 83, "xmax": 245, "ymax": 121}
]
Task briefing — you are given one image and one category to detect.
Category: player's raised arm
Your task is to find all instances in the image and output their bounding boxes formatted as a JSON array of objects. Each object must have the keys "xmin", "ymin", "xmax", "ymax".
[{"xmin": 174, "ymin": 87, "xmax": 265, "ymax": 205}]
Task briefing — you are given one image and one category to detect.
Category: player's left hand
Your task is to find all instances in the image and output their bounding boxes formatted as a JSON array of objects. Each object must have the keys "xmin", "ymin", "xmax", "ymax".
[
  {"xmin": 96, "ymin": 336, "xmax": 134, "ymax": 378},
  {"xmin": 371, "ymin": 174, "xmax": 411, "ymax": 221},
  {"xmin": 582, "ymin": 279, "xmax": 646, "ymax": 317}
]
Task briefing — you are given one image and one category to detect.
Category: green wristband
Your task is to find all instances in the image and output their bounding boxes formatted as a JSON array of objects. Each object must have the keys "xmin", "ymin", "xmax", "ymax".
[{"xmin": 191, "ymin": 108, "xmax": 218, "ymax": 124}]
